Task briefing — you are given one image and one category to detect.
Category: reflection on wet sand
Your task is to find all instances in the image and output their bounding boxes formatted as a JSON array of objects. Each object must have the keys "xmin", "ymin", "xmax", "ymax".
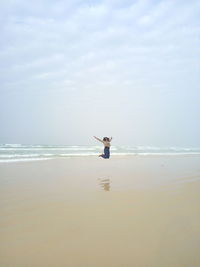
[{"xmin": 98, "ymin": 178, "xmax": 110, "ymax": 191}]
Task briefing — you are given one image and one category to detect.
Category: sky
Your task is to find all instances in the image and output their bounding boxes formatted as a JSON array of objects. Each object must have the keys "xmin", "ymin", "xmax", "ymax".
[{"xmin": 0, "ymin": 0, "xmax": 200, "ymax": 146}]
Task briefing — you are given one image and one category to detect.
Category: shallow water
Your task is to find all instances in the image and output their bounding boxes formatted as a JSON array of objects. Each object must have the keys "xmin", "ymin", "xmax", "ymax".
[{"xmin": 1, "ymin": 143, "xmax": 200, "ymax": 162}]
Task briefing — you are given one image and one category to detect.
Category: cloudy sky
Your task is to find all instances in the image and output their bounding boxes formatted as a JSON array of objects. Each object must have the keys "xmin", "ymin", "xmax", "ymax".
[{"xmin": 0, "ymin": 0, "xmax": 199, "ymax": 146}]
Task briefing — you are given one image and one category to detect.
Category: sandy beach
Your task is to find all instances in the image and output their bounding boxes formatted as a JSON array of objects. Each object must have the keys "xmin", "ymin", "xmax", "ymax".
[{"xmin": 0, "ymin": 155, "xmax": 200, "ymax": 267}]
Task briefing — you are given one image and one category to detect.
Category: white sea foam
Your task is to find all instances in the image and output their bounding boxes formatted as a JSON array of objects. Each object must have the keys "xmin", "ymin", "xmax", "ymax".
[
  {"xmin": 0, "ymin": 158, "xmax": 52, "ymax": 163},
  {"xmin": 0, "ymin": 147, "xmax": 97, "ymax": 151},
  {"xmin": 59, "ymin": 153, "xmax": 98, "ymax": 156},
  {"xmin": 0, "ymin": 154, "xmax": 54, "ymax": 158}
]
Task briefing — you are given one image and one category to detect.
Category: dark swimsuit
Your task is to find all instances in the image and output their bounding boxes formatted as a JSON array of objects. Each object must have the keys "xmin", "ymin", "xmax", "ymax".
[{"xmin": 100, "ymin": 146, "xmax": 110, "ymax": 159}]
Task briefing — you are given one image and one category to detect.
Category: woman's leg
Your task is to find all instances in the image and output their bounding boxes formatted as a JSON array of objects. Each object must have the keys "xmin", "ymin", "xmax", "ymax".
[{"xmin": 99, "ymin": 154, "xmax": 109, "ymax": 159}]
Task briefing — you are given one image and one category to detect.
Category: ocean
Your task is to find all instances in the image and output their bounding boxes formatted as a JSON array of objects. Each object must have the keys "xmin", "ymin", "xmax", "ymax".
[{"xmin": 0, "ymin": 144, "xmax": 200, "ymax": 162}]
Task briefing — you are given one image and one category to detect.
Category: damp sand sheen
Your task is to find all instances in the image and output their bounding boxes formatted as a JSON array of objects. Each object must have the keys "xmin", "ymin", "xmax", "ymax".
[{"xmin": 0, "ymin": 155, "xmax": 200, "ymax": 266}]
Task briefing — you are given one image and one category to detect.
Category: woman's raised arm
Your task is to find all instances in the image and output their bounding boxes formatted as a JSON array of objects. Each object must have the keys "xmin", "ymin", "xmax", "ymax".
[{"xmin": 93, "ymin": 136, "xmax": 103, "ymax": 143}]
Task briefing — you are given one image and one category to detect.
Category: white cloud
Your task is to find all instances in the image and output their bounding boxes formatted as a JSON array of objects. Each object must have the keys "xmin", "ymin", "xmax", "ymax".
[{"xmin": 0, "ymin": 0, "xmax": 199, "ymax": 145}]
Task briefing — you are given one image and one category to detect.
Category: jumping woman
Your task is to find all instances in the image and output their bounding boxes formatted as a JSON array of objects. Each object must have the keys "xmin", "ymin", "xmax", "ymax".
[{"xmin": 93, "ymin": 136, "xmax": 112, "ymax": 159}]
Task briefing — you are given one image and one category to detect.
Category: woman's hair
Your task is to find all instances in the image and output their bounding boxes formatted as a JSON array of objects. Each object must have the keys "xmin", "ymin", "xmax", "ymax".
[{"xmin": 103, "ymin": 137, "xmax": 110, "ymax": 142}]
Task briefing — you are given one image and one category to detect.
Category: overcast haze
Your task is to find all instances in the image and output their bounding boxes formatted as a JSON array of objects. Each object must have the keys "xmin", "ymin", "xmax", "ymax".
[{"xmin": 0, "ymin": 0, "xmax": 200, "ymax": 146}]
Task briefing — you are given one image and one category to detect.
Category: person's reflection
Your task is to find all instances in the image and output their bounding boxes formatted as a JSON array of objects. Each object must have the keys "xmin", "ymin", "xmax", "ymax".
[{"xmin": 99, "ymin": 178, "xmax": 110, "ymax": 191}]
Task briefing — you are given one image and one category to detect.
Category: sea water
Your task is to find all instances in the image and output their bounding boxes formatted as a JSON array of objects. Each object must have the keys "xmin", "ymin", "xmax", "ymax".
[{"xmin": 0, "ymin": 144, "xmax": 200, "ymax": 162}]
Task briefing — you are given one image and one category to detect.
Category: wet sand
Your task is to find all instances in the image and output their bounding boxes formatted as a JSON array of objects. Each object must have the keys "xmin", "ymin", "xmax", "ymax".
[{"xmin": 0, "ymin": 155, "xmax": 200, "ymax": 267}]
